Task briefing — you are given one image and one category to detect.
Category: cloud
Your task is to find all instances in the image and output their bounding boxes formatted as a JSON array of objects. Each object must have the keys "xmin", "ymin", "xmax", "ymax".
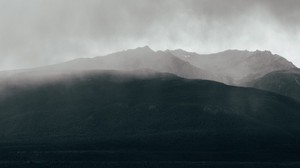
[{"xmin": 0, "ymin": 0, "xmax": 299, "ymax": 70}]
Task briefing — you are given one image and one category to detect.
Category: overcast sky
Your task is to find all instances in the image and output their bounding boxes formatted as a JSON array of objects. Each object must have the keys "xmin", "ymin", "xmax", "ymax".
[{"xmin": 0, "ymin": 0, "xmax": 299, "ymax": 70}]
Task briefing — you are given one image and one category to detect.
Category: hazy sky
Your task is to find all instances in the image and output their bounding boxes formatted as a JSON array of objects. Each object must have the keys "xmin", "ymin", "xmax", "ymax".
[{"xmin": 0, "ymin": 0, "xmax": 299, "ymax": 70}]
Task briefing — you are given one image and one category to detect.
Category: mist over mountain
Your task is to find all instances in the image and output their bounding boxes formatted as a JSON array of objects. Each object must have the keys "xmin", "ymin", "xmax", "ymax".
[
  {"xmin": 3, "ymin": 46, "xmax": 216, "ymax": 82},
  {"xmin": 0, "ymin": 0, "xmax": 299, "ymax": 166},
  {"xmin": 169, "ymin": 49, "xmax": 296, "ymax": 85},
  {"xmin": 0, "ymin": 46, "xmax": 299, "ymax": 165},
  {"xmin": 2, "ymin": 46, "xmax": 295, "ymax": 87}
]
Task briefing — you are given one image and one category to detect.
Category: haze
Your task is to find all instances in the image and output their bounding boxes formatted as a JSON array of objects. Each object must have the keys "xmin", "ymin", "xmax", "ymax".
[{"xmin": 0, "ymin": 0, "xmax": 299, "ymax": 70}]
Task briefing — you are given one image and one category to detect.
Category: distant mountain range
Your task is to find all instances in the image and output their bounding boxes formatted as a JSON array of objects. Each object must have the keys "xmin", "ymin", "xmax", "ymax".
[
  {"xmin": 2, "ymin": 46, "xmax": 297, "ymax": 101},
  {"xmin": 2, "ymin": 46, "xmax": 295, "ymax": 86},
  {"xmin": 8, "ymin": 46, "xmax": 215, "ymax": 81}
]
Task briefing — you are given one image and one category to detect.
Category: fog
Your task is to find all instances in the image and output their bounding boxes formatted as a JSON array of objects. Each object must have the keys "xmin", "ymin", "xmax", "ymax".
[{"xmin": 0, "ymin": 0, "xmax": 299, "ymax": 70}]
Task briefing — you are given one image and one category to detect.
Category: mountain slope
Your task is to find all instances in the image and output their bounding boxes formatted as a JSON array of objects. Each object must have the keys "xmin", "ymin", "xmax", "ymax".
[
  {"xmin": 169, "ymin": 49, "xmax": 295, "ymax": 85},
  {"xmin": 251, "ymin": 68, "xmax": 300, "ymax": 102},
  {"xmin": 9, "ymin": 46, "xmax": 216, "ymax": 81},
  {"xmin": 2, "ymin": 47, "xmax": 294, "ymax": 86},
  {"xmin": 0, "ymin": 70, "xmax": 300, "ymax": 157}
]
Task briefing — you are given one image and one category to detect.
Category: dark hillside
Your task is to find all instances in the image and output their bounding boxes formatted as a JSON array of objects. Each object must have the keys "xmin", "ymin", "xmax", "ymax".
[{"xmin": 0, "ymin": 70, "xmax": 300, "ymax": 161}]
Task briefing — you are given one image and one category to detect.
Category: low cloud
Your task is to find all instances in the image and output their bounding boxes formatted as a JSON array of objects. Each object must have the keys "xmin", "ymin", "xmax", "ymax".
[{"xmin": 0, "ymin": 0, "xmax": 299, "ymax": 70}]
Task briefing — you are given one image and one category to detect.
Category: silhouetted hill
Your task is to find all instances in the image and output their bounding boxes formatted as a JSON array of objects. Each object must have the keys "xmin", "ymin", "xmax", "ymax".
[
  {"xmin": 169, "ymin": 49, "xmax": 295, "ymax": 85},
  {"xmin": 251, "ymin": 68, "xmax": 300, "ymax": 102},
  {"xmin": 0, "ymin": 70, "xmax": 300, "ymax": 161}
]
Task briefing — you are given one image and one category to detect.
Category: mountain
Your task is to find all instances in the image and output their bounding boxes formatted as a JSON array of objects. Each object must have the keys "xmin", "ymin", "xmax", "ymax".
[
  {"xmin": 251, "ymin": 68, "xmax": 300, "ymax": 102},
  {"xmin": 2, "ymin": 47, "xmax": 294, "ymax": 86},
  {"xmin": 0, "ymin": 70, "xmax": 300, "ymax": 161},
  {"xmin": 3, "ymin": 46, "xmax": 216, "ymax": 81},
  {"xmin": 168, "ymin": 49, "xmax": 296, "ymax": 85}
]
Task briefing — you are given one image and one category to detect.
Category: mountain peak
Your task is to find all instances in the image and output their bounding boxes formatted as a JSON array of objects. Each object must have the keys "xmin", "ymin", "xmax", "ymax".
[
  {"xmin": 118, "ymin": 46, "xmax": 154, "ymax": 56},
  {"xmin": 221, "ymin": 49, "xmax": 252, "ymax": 55},
  {"xmin": 135, "ymin": 45, "xmax": 153, "ymax": 52},
  {"xmin": 253, "ymin": 50, "xmax": 273, "ymax": 55}
]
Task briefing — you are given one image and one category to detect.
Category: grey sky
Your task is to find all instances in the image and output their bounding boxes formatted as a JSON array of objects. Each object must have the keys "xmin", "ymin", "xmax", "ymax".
[{"xmin": 0, "ymin": 0, "xmax": 299, "ymax": 70}]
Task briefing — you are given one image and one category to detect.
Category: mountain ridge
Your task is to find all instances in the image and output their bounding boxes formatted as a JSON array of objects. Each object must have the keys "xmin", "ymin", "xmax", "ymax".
[
  {"xmin": 2, "ymin": 46, "xmax": 216, "ymax": 82},
  {"xmin": 168, "ymin": 48, "xmax": 296, "ymax": 85},
  {"xmin": 0, "ymin": 46, "xmax": 296, "ymax": 90}
]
